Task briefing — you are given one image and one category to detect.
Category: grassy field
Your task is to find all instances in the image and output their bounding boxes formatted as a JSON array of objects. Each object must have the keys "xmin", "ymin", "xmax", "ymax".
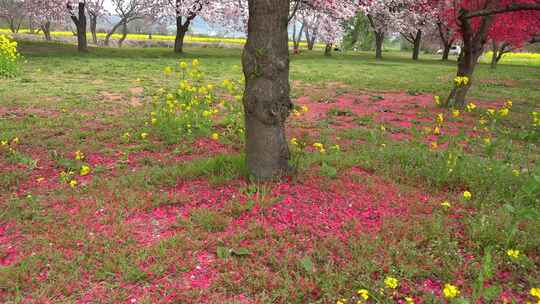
[{"xmin": 0, "ymin": 40, "xmax": 539, "ymax": 303}]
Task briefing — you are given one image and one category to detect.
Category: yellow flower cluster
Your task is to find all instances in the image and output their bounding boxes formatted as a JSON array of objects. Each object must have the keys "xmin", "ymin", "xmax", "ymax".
[
  {"xmin": 292, "ymin": 105, "xmax": 309, "ymax": 117},
  {"xmin": 454, "ymin": 76, "xmax": 469, "ymax": 87},
  {"xmin": 384, "ymin": 276, "xmax": 399, "ymax": 289},
  {"xmin": 443, "ymin": 283, "xmax": 460, "ymax": 299},
  {"xmin": 532, "ymin": 112, "xmax": 539, "ymax": 126},
  {"xmin": 313, "ymin": 142, "xmax": 326, "ymax": 153},
  {"xmin": 0, "ymin": 34, "xmax": 20, "ymax": 77},
  {"xmin": 506, "ymin": 249, "xmax": 520, "ymax": 258}
]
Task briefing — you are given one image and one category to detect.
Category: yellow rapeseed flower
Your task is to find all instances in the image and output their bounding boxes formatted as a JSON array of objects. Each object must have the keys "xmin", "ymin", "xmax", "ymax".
[
  {"xmin": 384, "ymin": 276, "xmax": 399, "ymax": 289},
  {"xmin": 11, "ymin": 137, "xmax": 19, "ymax": 144},
  {"xmin": 211, "ymin": 133, "xmax": 219, "ymax": 141},
  {"xmin": 301, "ymin": 105, "xmax": 309, "ymax": 113},
  {"xmin": 140, "ymin": 132, "xmax": 148, "ymax": 139},
  {"xmin": 505, "ymin": 100, "xmax": 513, "ymax": 108},
  {"xmin": 499, "ymin": 108, "xmax": 509, "ymax": 117},
  {"xmin": 80, "ymin": 165, "xmax": 91, "ymax": 176},
  {"xmin": 463, "ymin": 191, "xmax": 472, "ymax": 200},
  {"xmin": 436, "ymin": 113, "xmax": 444, "ymax": 125},
  {"xmin": 452, "ymin": 110, "xmax": 460, "ymax": 118},
  {"xmin": 75, "ymin": 150, "xmax": 85, "ymax": 160},
  {"xmin": 530, "ymin": 288, "xmax": 540, "ymax": 299},
  {"xmin": 290, "ymin": 138, "xmax": 298, "ymax": 146},
  {"xmin": 466, "ymin": 102, "xmax": 477, "ymax": 112},
  {"xmin": 434, "ymin": 126, "xmax": 441, "ymax": 135},
  {"xmin": 405, "ymin": 297, "xmax": 415, "ymax": 304},
  {"xmin": 506, "ymin": 249, "xmax": 520, "ymax": 258},
  {"xmin": 380, "ymin": 125, "xmax": 386, "ymax": 131},
  {"xmin": 357, "ymin": 289, "xmax": 369, "ymax": 300},
  {"xmin": 434, "ymin": 95, "xmax": 441, "ymax": 105},
  {"xmin": 179, "ymin": 61, "xmax": 188, "ymax": 69},
  {"xmin": 69, "ymin": 179, "xmax": 78, "ymax": 188},
  {"xmin": 443, "ymin": 283, "xmax": 460, "ymax": 299},
  {"xmin": 441, "ymin": 200, "xmax": 451, "ymax": 208},
  {"xmin": 163, "ymin": 66, "xmax": 173, "ymax": 75},
  {"xmin": 192, "ymin": 59, "xmax": 200, "ymax": 67}
]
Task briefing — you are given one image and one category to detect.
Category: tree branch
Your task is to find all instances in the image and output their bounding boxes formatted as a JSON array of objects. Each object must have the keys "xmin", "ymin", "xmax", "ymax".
[{"xmin": 464, "ymin": 2, "xmax": 540, "ymax": 19}]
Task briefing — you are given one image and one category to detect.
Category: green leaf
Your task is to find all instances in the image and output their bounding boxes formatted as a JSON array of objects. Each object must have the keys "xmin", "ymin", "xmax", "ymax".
[
  {"xmin": 231, "ymin": 248, "xmax": 250, "ymax": 256},
  {"xmin": 300, "ymin": 256, "xmax": 314, "ymax": 273},
  {"xmin": 217, "ymin": 246, "xmax": 230, "ymax": 259}
]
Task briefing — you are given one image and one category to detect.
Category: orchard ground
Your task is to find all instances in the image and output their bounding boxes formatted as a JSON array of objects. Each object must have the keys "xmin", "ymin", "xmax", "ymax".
[{"xmin": 1, "ymin": 40, "xmax": 539, "ymax": 303}]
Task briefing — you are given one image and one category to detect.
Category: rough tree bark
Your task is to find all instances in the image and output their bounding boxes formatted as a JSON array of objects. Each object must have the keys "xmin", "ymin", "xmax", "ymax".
[
  {"xmin": 437, "ymin": 22, "xmax": 454, "ymax": 61},
  {"xmin": 374, "ymin": 32, "xmax": 384, "ymax": 60},
  {"xmin": 412, "ymin": 29, "xmax": 422, "ymax": 60},
  {"xmin": 402, "ymin": 29, "xmax": 422, "ymax": 60},
  {"xmin": 105, "ymin": 20, "xmax": 125, "ymax": 46},
  {"xmin": 445, "ymin": 12, "xmax": 492, "ymax": 108},
  {"xmin": 69, "ymin": 1, "xmax": 88, "ymax": 52},
  {"xmin": 490, "ymin": 41, "xmax": 510, "ymax": 69},
  {"xmin": 89, "ymin": 13, "xmax": 98, "ymax": 44},
  {"xmin": 304, "ymin": 25, "xmax": 317, "ymax": 50},
  {"xmin": 118, "ymin": 22, "xmax": 128, "ymax": 48},
  {"xmin": 324, "ymin": 43, "xmax": 332, "ymax": 56},
  {"xmin": 174, "ymin": 16, "xmax": 191, "ymax": 53},
  {"xmin": 41, "ymin": 22, "xmax": 51, "ymax": 41},
  {"xmin": 242, "ymin": 0, "xmax": 292, "ymax": 180},
  {"xmin": 292, "ymin": 21, "xmax": 305, "ymax": 54},
  {"xmin": 367, "ymin": 14, "xmax": 384, "ymax": 60}
]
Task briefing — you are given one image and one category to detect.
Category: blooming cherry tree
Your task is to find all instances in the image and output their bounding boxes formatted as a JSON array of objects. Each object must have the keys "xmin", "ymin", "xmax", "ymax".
[
  {"xmin": 0, "ymin": 0, "xmax": 26, "ymax": 33},
  {"xmin": 442, "ymin": 0, "xmax": 540, "ymax": 107}
]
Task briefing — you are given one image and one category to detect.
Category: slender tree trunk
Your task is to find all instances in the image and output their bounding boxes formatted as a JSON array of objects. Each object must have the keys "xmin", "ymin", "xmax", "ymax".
[
  {"xmin": 90, "ymin": 15, "xmax": 98, "ymax": 44},
  {"xmin": 442, "ymin": 43, "xmax": 451, "ymax": 60},
  {"xmin": 118, "ymin": 22, "xmax": 128, "ymax": 48},
  {"xmin": 41, "ymin": 22, "xmax": 51, "ymax": 41},
  {"xmin": 350, "ymin": 15, "xmax": 362, "ymax": 48},
  {"xmin": 70, "ymin": 2, "xmax": 88, "ymax": 52},
  {"xmin": 375, "ymin": 32, "xmax": 384, "ymax": 60},
  {"xmin": 174, "ymin": 16, "xmax": 190, "ymax": 53},
  {"xmin": 324, "ymin": 43, "xmax": 332, "ymax": 56},
  {"xmin": 105, "ymin": 21, "xmax": 124, "ymax": 46},
  {"xmin": 412, "ymin": 29, "xmax": 422, "ymax": 60},
  {"xmin": 29, "ymin": 16, "xmax": 35, "ymax": 33},
  {"xmin": 292, "ymin": 22, "xmax": 304, "ymax": 54},
  {"xmin": 242, "ymin": 0, "xmax": 291, "ymax": 180},
  {"xmin": 490, "ymin": 40, "xmax": 499, "ymax": 69},
  {"xmin": 445, "ymin": 14, "xmax": 492, "ymax": 108}
]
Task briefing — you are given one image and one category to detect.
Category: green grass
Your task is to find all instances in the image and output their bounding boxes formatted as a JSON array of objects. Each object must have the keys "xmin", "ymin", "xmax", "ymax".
[{"xmin": 0, "ymin": 40, "xmax": 539, "ymax": 303}]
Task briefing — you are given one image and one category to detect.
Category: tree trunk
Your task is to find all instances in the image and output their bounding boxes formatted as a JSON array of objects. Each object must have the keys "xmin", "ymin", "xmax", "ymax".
[
  {"xmin": 375, "ymin": 32, "xmax": 384, "ymax": 60},
  {"xmin": 324, "ymin": 43, "xmax": 332, "ymax": 56},
  {"xmin": 349, "ymin": 15, "xmax": 362, "ymax": 48},
  {"xmin": 70, "ymin": 2, "xmax": 88, "ymax": 52},
  {"xmin": 118, "ymin": 22, "xmax": 128, "ymax": 48},
  {"xmin": 442, "ymin": 43, "xmax": 451, "ymax": 60},
  {"xmin": 41, "ymin": 22, "xmax": 51, "ymax": 41},
  {"xmin": 29, "ymin": 16, "xmax": 35, "ymax": 33},
  {"xmin": 292, "ymin": 22, "xmax": 304, "ymax": 54},
  {"xmin": 90, "ymin": 15, "xmax": 98, "ymax": 44},
  {"xmin": 412, "ymin": 29, "xmax": 422, "ymax": 60},
  {"xmin": 445, "ymin": 13, "xmax": 492, "ymax": 108},
  {"xmin": 105, "ymin": 21, "xmax": 124, "ymax": 46},
  {"xmin": 490, "ymin": 40, "xmax": 499, "ymax": 69},
  {"xmin": 242, "ymin": 0, "xmax": 291, "ymax": 180},
  {"xmin": 174, "ymin": 16, "xmax": 190, "ymax": 53}
]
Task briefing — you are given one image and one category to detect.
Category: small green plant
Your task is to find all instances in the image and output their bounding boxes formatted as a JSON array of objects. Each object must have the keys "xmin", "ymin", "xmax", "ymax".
[
  {"xmin": 148, "ymin": 60, "xmax": 245, "ymax": 144},
  {"xmin": 0, "ymin": 34, "xmax": 20, "ymax": 77}
]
